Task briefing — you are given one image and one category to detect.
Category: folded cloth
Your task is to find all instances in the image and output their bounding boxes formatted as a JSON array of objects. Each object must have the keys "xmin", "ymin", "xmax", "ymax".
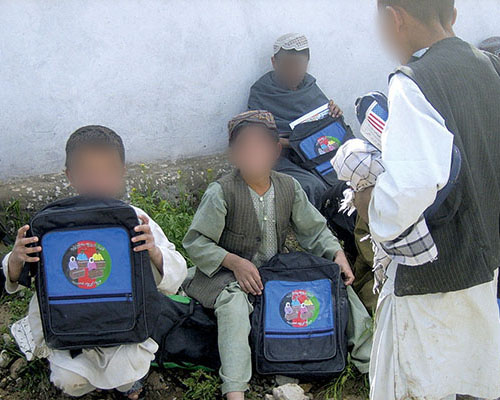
[
  {"xmin": 331, "ymin": 139, "xmax": 438, "ymax": 292},
  {"xmin": 331, "ymin": 139, "xmax": 384, "ymax": 215}
]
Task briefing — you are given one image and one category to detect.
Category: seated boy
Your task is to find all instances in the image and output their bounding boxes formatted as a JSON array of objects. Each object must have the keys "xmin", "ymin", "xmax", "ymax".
[
  {"xmin": 247, "ymin": 33, "xmax": 344, "ymax": 209},
  {"xmin": 183, "ymin": 110, "xmax": 354, "ymax": 400},
  {"xmin": 3, "ymin": 125, "xmax": 187, "ymax": 399}
]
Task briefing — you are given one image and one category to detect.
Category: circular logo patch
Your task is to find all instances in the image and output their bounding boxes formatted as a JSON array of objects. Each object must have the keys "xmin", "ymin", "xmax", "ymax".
[
  {"xmin": 280, "ymin": 289, "xmax": 320, "ymax": 328},
  {"xmin": 62, "ymin": 241, "xmax": 111, "ymax": 290},
  {"xmin": 314, "ymin": 135, "xmax": 341, "ymax": 155}
]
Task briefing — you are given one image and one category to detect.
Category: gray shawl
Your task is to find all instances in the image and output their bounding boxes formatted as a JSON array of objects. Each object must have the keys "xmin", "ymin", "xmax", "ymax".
[{"xmin": 247, "ymin": 71, "xmax": 328, "ymax": 136}]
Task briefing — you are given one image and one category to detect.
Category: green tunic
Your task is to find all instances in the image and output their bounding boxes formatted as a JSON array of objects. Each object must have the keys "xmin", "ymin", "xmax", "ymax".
[
  {"xmin": 183, "ymin": 178, "xmax": 342, "ymax": 276},
  {"xmin": 184, "ymin": 177, "xmax": 372, "ymax": 383}
]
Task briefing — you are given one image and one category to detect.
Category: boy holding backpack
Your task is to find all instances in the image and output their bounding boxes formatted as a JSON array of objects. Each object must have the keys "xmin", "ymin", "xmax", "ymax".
[
  {"xmin": 247, "ymin": 33, "xmax": 343, "ymax": 209},
  {"xmin": 353, "ymin": 1, "xmax": 500, "ymax": 399},
  {"xmin": 183, "ymin": 110, "xmax": 354, "ymax": 400},
  {"xmin": 2, "ymin": 125, "xmax": 187, "ymax": 399}
]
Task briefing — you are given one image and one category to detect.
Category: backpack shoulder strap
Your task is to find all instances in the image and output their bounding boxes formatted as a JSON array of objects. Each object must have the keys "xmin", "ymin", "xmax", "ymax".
[{"xmin": 483, "ymin": 50, "xmax": 500, "ymax": 77}]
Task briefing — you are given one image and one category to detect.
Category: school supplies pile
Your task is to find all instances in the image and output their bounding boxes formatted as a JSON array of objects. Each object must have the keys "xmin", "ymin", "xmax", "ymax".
[
  {"xmin": 251, "ymin": 252, "xmax": 348, "ymax": 378},
  {"xmin": 25, "ymin": 196, "xmax": 162, "ymax": 350}
]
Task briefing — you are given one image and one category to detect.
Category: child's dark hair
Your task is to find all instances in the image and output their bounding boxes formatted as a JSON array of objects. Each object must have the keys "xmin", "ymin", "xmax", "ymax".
[
  {"xmin": 228, "ymin": 122, "xmax": 280, "ymax": 147},
  {"xmin": 65, "ymin": 125, "xmax": 125, "ymax": 169},
  {"xmin": 274, "ymin": 48, "xmax": 310, "ymax": 60},
  {"xmin": 378, "ymin": 0, "xmax": 455, "ymax": 24}
]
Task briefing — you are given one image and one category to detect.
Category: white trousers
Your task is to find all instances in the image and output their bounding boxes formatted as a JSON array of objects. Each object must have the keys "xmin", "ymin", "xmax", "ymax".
[
  {"xmin": 370, "ymin": 264, "xmax": 500, "ymax": 400},
  {"xmin": 51, "ymin": 365, "xmax": 136, "ymax": 397}
]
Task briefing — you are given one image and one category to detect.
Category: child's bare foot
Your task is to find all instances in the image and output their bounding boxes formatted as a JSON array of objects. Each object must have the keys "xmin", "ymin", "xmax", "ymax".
[
  {"xmin": 226, "ymin": 391, "xmax": 245, "ymax": 400},
  {"xmin": 119, "ymin": 380, "xmax": 144, "ymax": 400},
  {"xmin": 127, "ymin": 388, "xmax": 142, "ymax": 400}
]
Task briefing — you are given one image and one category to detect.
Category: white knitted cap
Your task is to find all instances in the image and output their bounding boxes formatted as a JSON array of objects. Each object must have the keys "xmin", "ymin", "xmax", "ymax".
[{"xmin": 273, "ymin": 33, "xmax": 309, "ymax": 55}]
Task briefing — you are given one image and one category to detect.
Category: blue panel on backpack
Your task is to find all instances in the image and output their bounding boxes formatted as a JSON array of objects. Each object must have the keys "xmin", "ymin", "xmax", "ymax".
[
  {"xmin": 298, "ymin": 122, "xmax": 347, "ymax": 160},
  {"xmin": 315, "ymin": 161, "xmax": 334, "ymax": 176},
  {"xmin": 42, "ymin": 227, "xmax": 133, "ymax": 299},
  {"xmin": 264, "ymin": 279, "xmax": 334, "ymax": 335}
]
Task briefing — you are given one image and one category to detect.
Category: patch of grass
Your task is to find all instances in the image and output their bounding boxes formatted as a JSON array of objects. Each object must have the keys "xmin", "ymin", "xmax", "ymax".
[
  {"xmin": 2, "ymin": 339, "xmax": 51, "ymax": 394},
  {"xmin": 318, "ymin": 362, "xmax": 370, "ymax": 400},
  {"xmin": 130, "ymin": 189, "xmax": 196, "ymax": 266},
  {"xmin": 0, "ymin": 288, "xmax": 51, "ymax": 397},
  {"xmin": 0, "ymin": 200, "xmax": 32, "ymax": 246},
  {"xmin": 0, "ymin": 288, "xmax": 34, "ymax": 323},
  {"xmin": 181, "ymin": 369, "xmax": 221, "ymax": 400}
]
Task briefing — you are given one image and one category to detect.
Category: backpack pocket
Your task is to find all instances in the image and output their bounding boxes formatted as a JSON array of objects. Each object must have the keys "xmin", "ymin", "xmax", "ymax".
[
  {"xmin": 289, "ymin": 117, "xmax": 354, "ymax": 187},
  {"xmin": 263, "ymin": 279, "xmax": 336, "ymax": 363},
  {"xmin": 297, "ymin": 122, "xmax": 347, "ymax": 162},
  {"xmin": 41, "ymin": 226, "xmax": 137, "ymax": 336}
]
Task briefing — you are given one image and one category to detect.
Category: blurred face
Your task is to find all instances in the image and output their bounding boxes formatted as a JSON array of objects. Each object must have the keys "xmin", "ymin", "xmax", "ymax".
[
  {"xmin": 66, "ymin": 146, "xmax": 126, "ymax": 198},
  {"xmin": 377, "ymin": 5, "xmax": 412, "ymax": 63},
  {"xmin": 272, "ymin": 52, "xmax": 309, "ymax": 90},
  {"xmin": 229, "ymin": 125, "xmax": 281, "ymax": 179},
  {"xmin": 377, "ymin": 3, "xmax": 452, "ymax": 64}
]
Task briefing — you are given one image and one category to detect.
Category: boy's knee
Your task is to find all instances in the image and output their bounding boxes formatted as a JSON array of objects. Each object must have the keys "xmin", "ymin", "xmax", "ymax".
[
  {"xmin": 51, "ymin": 367, "xmax": 94, "ymax": 397},
  {"xmin": 214, "ymin": 287, "xmax": 253, "ymax": 320}
]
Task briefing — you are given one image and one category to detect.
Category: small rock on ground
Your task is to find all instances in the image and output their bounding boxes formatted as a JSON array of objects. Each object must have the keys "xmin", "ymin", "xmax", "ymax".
[
  {"xmin": 2, "ymin": 333, "xmax": 12, "ymax": 345},
  {"xmin": 272, "ymin": 383, "xmax": 310, "ymax": 400},
  {"xmin": 275, "ymin": 375, "xmax": 300, "ymax": 386},
  {"xmin": 9, "ymin": 358, "xmax": 27, "ymax": 380},
  {"xmin": 0, "ymin": 351, "xmax": 11, "ymax": 369}
]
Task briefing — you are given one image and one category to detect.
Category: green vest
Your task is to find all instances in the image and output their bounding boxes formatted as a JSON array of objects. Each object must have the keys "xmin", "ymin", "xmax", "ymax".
[
  {"xmin": 392, "ymin": 37, "xmax": 500, "ymax": 296},
  {"xmin": 186, "ymin": 170, "xmax": 295, "ymax": 308}
]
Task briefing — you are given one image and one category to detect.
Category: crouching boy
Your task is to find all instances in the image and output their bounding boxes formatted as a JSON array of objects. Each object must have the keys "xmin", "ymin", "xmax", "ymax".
[
  {"xmin": 3, "ymin": 126, "xmax": 187, "ymax": 399},
  {"xmin": 183, "ymin": 110, "xmax": 354, "ymax": 400}
]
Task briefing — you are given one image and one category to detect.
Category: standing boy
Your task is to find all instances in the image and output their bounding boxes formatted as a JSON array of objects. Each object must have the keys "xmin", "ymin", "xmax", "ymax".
[
  {"xmin": 354, "ymin": 1, "xmax": 500, "ymax": 399},
  {"xmin": 3, "ymin": 126, "xmax": 187, "ymax": 399},
  {"xmin": 183, "ymin": 110, "xmax": 354, "ymax": 400}
]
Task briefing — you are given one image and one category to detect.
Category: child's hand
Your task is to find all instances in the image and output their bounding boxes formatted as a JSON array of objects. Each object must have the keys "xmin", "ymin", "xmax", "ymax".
[
  {"xmin": 335, "ymin": 250, "xmax": 355, "ymax": 286},
  {"xmin": 328, "ymin": 99, "xmax": 343, "ymax": 118},
  {"xmin": 132, "ymin": 215, "xmax": 163, "ymax": 271},
  {"xmin": 8, "ymin": 225, "xmax": 42, "ymax": 283},
  {"xmin": 223, "ymin": 253, "xmax": 263, "ymax": 296}
]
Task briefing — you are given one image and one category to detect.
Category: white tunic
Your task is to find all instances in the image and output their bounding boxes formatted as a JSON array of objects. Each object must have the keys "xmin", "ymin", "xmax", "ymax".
[
  {"xmin": 368, "ymin": 72, "xmax": 500, "ymax": 400},
  {"xmin": 3, "ymin": 206, "xmax": 187, "ymax": 394}
]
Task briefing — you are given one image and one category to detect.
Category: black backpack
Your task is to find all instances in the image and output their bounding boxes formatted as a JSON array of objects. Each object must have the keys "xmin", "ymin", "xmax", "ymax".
[
  {"xmin": 251, "ymin": 252, "xmax": 349, "ymax": 378},
  {"xmin": 151, "ymin": 294, "xmax": 220, "ymax": 371},
  {"xmin": 289, "ymin": 116, "xmax": 354, "ymax": 187},
  {"xmin": 25, "ymin": 196, "xmax": 161, "ymax": 350}
]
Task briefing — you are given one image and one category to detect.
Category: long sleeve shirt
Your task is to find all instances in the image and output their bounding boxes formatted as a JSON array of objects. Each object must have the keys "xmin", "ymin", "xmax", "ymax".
[
  {"xmin": 183, "ymin": 178, "xmax": 342, "ymax": 277},
  {"xmin": 368, "ymin": 73, "xmax": 454, "ymax": 243}
]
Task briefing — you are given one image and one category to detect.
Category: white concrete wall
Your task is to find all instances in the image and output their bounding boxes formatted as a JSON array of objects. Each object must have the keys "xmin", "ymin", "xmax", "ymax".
[{"xmin": 0, "ymin": 0, "xmax": 498, "ymax": 179}]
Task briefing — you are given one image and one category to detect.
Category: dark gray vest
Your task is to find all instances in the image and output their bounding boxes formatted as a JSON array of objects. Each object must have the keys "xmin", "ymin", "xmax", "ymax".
[
  {"xmin": 392, "ymin": 37, "xmax": 500, "ymax": 296},
  {"xmin": 186, "ymin": 170, "xmax": 295, "ymax": 308}
]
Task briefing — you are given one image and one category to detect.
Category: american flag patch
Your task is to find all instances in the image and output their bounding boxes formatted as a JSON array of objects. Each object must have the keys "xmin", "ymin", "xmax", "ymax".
[{"xmin": 367, "ymin": 103, "xmax": 388, "ymax": 134}]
